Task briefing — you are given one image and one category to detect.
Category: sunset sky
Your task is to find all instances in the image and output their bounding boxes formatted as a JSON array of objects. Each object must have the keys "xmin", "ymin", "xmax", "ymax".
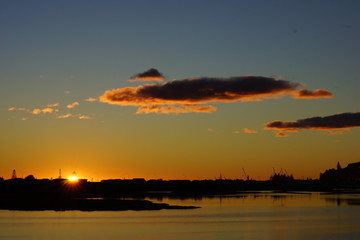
[{"xmin": 1, "ymin": 0, "xmax": 360, "ymax": 180}]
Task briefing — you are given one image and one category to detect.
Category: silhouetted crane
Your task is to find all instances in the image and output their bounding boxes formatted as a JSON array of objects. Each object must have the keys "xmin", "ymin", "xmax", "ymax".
[{"xmin": 242, "ymin": 168, "xmax": 250, "ymax": 181}]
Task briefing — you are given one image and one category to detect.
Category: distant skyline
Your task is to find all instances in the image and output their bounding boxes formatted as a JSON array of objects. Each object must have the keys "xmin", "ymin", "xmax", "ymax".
[{"xmin": 1, "ymin": 0, "xmax": 360, "ymax": 180}]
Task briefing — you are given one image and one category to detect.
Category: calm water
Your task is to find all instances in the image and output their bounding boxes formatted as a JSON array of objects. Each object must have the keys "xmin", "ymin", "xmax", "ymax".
[{"xmin": 1, "ymin": 192, "xmax": 360, "ymax": 240}]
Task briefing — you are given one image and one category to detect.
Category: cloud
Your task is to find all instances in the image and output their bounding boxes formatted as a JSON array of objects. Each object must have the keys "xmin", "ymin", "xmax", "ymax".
[
  {"xmin": 276, "ymin": 132, "xmax": 289, "ymax": 137},
  {"xmin": 86, "ymin": 97, "xmax": 98, "ymax": 102},
  {"xmin": 8, "ymin": 107, "xmax": 26, "ymax": 111},
  {"xmin": 47, "ymin": 103, "xmax": 60, "ymax": 107},
  {"xmin": 293, "ymin": 89, "xmax": 333, "ymax": 99},
  {"xmin": 100, "ymin": 75, "xmax": 332, "ymax": 114},
  {"xmin": 243, "ymin": 128, "xmax": 258, "ymax": 134},
  {"xmin": 66, "ymin": 101, "xmax": 80, "ymax": 109},
  {"xmin": 135, "ymin": 105, "xmax": 216, "ymax": 114},
  {"xmin": 78, "ymin": 115, "xmax": 92, "ymax": 119},
  {"xmin": 31, "ymin": 108, "xmax": 58, "ymax": 115},
  {"xmin": 57, "ymin": 113, "xmax": 73, "ymax": 119},
  {"xmin": 129, "ymin": 68, "xmax": 165, "ymax": 82},
  {"xmin": 265, "ymin": 112, "xmax": 360, "ymax": 133},
  {"xmin": 57, "ymin": 113, "xmax": 92, "ymax": 119}
]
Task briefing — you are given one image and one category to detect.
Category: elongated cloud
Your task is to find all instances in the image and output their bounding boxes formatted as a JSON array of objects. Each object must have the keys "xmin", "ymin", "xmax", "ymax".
[
  {"xmin": 243, "ymin": 128, "xmax": 258, "ymax": 134},
  {"xmin": 32, "ymin": 108, "xmax": 58, "ymax": 114},
  {"xmin": 265, "ymin": 112, "xmax": 360, "ymax": 132},
  {"xmin": 100, "ymin": 74, "xmax": 332, "ymax": 114},
  {"xmin": 293, "ymin": 89, "xmax": 333, "ymax": 99},
  {"xmin": 86, "ymin": 97, "xmax": 98, "ymax": 102},
  {"xmin": 78, "ymin": 114, "xmax": 92, "ymax": 119},
  {"xmin": 136, "ymin": 105, "xmax": 216, "ymax": 114},
  {"xmin": 47, "ymin": 103, "xmax": 60, "ymax": 107},
  {"xmin": 8, "ymin": 107, "xmax": 26, "ymax": 111},
  {"xmin": 57, "ymin": 113, "xmax": 73, "ymax": 119},
  {"xmin": 66, "ymin": 101, "xmax": 79, "ymax": 109},
  {"xmin": 129, "ymin": 68, "xmax": 165, "ymax": 82},
  {"xmin": 57, "ymin": 113, "xmax": 92, "ymax": 119}
]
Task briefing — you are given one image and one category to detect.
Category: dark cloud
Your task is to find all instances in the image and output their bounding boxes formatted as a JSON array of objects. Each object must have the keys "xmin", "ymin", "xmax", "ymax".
[
  {"xmin": 265, "ymin": 112, "xmax": 360, "ymax": 132},
  {"xmin": 101, "ymin": 74, "xmax": 332, "ymax": 114},
  {"xmin": 129, "ymin": 68, "xmax": 165, "ymax": 82},
  {"xmin": 293, "ymin": 89, "xmax": 333, "ymax": 99}
]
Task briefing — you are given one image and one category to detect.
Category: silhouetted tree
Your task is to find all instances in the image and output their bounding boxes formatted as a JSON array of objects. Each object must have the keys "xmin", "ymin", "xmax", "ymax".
[{"xmin": 25, "ymin": 175, "xmax": 36, "ymax": 180}]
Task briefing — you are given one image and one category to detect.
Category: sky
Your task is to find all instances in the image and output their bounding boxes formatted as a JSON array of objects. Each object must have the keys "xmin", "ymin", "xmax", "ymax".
[{"xmin": 1, "ymin": 0, "xmax": 360, "ymax": 180}]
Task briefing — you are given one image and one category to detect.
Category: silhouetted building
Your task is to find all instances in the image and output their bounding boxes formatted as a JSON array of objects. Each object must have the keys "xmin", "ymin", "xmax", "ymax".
[{"xmin": 320, "ymin": 161, "xmax": 360, "ymax": 182}]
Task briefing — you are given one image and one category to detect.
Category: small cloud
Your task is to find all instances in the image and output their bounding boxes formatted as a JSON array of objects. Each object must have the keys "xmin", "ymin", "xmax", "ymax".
[
  {"xmin": 327, "ymin": 130, "xmax": 348, "ymax": 135},
  {"xmin": 243, "ymin": 128, "xmax": 258, "ymax": 134},
  {"xmin": 66, "ymin": 101, "xmax": 80, "ymax": 109},
  {"xmin": 21, "ymin": 117, "xmax": 28, "ymax": 121},
  {"xmin": 86, "ymin": 97, "xmax": 98, "ymax": 102},
  {"xmin": 129, "ymin": 68, "xmax": 165, "ymax": 82},
  {"xmin": 276, "ymin": 132, "xmax": 289, "ymax": 137},
  {"xmin": 31, "ymin": 108, "xmax": 56, "ymax": 115},
  {"xmin": 78, "ymin": 115, "xmax": 92, "ymax": 119},
  {"xmin": 47, "ymin": 103, "xmax": 60, "ymax": 107},
  {"xmin": 8, "ymin": 107, "xmax": 26, "ymax": 111},
  {"xmin": 233, "ymin": 130, "xmax": 241, "ymax": 134},
  {"xmin": 64, "ymin": 90, "xmax": 71, "ymax": 95},
  {"xmin": 57, "ymin": 113, "xmax": 73, "ymax": 119},
  {"xmin": 293, "ymin": 89, "xmax": 333, "ymax": 99},
  {"xmin": 207, "ymin": 128, "xmax": 214, "ymax": 132}
]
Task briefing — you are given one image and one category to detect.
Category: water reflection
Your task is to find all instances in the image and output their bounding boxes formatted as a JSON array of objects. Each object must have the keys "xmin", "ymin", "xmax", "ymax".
[
  {"xmin": 1, "ymin": 192, "xmax": 359, "ymax": 240},
  {"xmin": 140, "ymin": 191, "xmax": 360, "ymax": 207},
  {"xmin": 321, "ymin": 195, "xmax": 360, "ymax": 206}
]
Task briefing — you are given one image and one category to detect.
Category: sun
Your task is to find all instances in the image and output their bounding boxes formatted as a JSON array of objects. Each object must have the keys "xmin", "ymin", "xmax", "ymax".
[{"xmin": 68, "ymin": 176, "xmax": 78, "ymax": 182}]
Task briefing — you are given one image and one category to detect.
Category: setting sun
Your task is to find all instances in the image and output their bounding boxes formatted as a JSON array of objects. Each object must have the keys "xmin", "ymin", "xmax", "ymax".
[{"xmin": 68, "ymin": 176, "xmax": 78, "ymax": 182}]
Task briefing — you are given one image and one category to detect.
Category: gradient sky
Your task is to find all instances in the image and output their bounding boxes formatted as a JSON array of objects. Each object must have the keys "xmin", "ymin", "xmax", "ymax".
[{"xmin": 1, "ymin": 0, "xmax": 360, "ymax": 180}]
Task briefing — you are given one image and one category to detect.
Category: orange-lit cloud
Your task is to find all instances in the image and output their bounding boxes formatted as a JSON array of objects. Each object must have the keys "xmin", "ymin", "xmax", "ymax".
[
  {"xmin": 129, "ymin": 68, "xmax": 165, "ymax": 82},
  {"xmin": 276, "ymin": 132, "xmax": 289, "ymax": 137},
  {"xmin": 47, "ymin": 103, "xmax": 60, "ymax": 107},
  {"xmin": 100, "ymin": 75, "xmax": 332, "ymax": 114},
  {"xmin": 292, "ymin": 89, "xmax": 333, "ymax": 99},
  {"xmin": 66, "ymin": 101, "xmax": 79, "ymax": 109},
  {"xmin": 78, "ymin": 115, "xmax": 92, "ymax": 119},
  {"xmin": 57, "ymin": 113, "xmax": 73, "ymax": 119},
  {"xmin": 8, "ymin": 107, "xmax": 26, "ymax": 111},
  {"xmin": 265, "ymin": 112, "xmax": 360, "ymax": 133},
  {"xmin": 243, "ymin": 128, "xmax": 258, "ymax": 134},
  {"xmin": 57, "ymin": 113, "xmax": 92, "ymax": 119},
  {"xmin": 86, "ymin": 97, "xmax": 98, "ymax": 102},
  {"xmin": 136, "ymin": 105, "xmax": 216, "ymax": 114},
  {"xmin": 31, "ymin": 108, "xmax": 58, "ymax": 115},
  {"xmin": 327, "ymin": 130, "xmax": 348, "ymax": 135}
]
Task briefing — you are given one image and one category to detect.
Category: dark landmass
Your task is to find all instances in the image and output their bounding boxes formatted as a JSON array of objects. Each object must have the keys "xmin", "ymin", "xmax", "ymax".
[
  {"xmin": 0, "ymin": 161, "xmax": 359, "ymax": 211},
  {"xmin": 0, "ymin": 197, "xmax": 197, "ymax": 211}
]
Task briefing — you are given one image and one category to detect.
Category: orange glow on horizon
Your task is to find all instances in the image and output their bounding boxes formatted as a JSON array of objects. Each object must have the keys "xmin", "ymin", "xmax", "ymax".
[{"xmin": 68, "ymin": 176, "xmax": 78, "ymax": 182}]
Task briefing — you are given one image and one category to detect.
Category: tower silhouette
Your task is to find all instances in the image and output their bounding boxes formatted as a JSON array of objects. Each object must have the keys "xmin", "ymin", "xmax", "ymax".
[{"xmin": 11, "ymin": 169, "xmax": 17, "ymax": 179}]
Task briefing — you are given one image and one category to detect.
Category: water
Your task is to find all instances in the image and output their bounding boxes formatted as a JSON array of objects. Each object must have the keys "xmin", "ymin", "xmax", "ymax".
[{"xmin": 1, "ymin": 192, "xmax": 359, "ymax": 240}]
